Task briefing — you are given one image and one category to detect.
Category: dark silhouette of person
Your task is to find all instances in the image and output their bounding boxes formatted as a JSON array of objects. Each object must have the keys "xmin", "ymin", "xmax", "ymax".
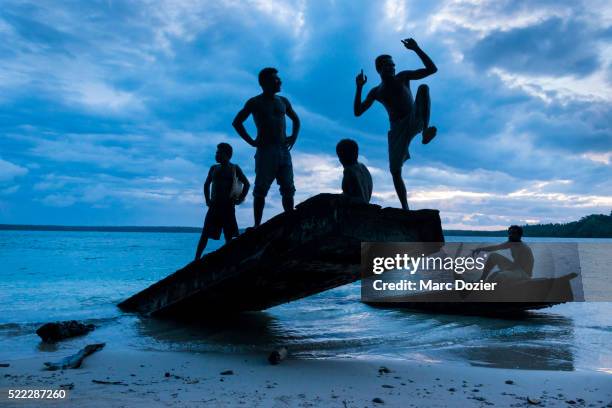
[
  {"xmin": 336, "ymin": 139, "xmax": 373, "ymax": 203},
  {"xmin": 472, "ymin": 225, "xmax": 534, "ymax": 281},
  {"xmin": 354, "ymin": 38, "xmax": 437, "ymax": 210},
  {"xmin": 232, "ymin": 67, "xmax": 300, "ymax": 227},
  {"xmin": 195, "ymin": 143, "xmax": 250, "ymax": 261}
]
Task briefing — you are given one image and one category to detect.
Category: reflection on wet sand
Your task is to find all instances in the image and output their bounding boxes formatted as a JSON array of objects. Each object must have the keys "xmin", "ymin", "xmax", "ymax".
[
  {"xmin": 135, "ymin": 308, "xmax": 575, "ymax": 371},
  {"xmin": 135, "ymin": 312, "xmax": 308, "ymax": 354},
  {"xmin": 439, "ymin": 312, "xmax": 575, "ymax": 371}
]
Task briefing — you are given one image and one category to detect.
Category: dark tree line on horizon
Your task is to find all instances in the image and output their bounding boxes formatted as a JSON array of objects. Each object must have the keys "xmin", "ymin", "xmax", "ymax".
[{"xmin": 445, "ymin": 212, "xmax": 612, "ymax": 238}]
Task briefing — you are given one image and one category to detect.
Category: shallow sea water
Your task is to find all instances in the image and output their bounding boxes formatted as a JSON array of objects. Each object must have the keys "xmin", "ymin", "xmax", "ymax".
[{"xmin": 1, "ymin": 231, "xmax": 610, "ymax": 373}]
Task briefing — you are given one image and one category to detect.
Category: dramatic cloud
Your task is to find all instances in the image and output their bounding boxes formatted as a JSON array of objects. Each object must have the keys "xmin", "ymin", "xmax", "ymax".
[
  {"xmin": 0, "ymin": 0, "xmax": 610, "ymax": 229},
  {"xmin": 467, "ymin": 18, "xmax": 604, "ymax": 77}
]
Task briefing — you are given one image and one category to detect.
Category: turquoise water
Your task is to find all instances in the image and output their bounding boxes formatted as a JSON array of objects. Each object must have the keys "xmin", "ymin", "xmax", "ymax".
[{"xmin": 0, "ymin": 231, "xmax": 611, "ymax": 373}]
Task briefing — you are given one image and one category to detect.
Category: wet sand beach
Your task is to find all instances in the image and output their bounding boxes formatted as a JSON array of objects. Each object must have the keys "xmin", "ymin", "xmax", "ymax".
[{"xmin": 2, "ymin": 350, "xmax": 611, "ymax": 407}]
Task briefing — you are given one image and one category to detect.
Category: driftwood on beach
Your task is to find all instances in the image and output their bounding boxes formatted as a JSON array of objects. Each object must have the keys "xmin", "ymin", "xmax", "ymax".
[
  {"xmin": 44, "ymin": 343, "xmax": 105, "ymax": 371},
  {"xmin": 119, "ymin": 193, "xmax": 444, "ymax": 316}
]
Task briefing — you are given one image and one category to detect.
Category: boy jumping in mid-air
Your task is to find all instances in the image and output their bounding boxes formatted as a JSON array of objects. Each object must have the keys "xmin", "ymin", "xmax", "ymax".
[
  {"xmin": 195, "ymin": 143, "xmax": 250, "ymax": 261},
  {"xmin": 354, "ymin": 38, "xmax": 437, "ymax": 210},
  {"xmin": 336, "ymin": 138, "xmax": 373, "ymax": 204}
]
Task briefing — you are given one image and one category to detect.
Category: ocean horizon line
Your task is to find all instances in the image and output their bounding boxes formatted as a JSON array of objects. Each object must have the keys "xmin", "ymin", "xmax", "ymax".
[
  {"xmin": 4, "ymin": 224, "xmax": 610, "ymax": 238},
  {"xmin": 0, "ymin": 223, "xmax": 511, "ymax": 235},
  {"xmin": 0, "ymin": 224, "xmax": 202, "ymax": 233}
]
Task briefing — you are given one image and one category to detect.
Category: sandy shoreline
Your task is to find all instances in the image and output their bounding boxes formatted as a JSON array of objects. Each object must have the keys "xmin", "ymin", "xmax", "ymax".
[{"xmin": 1, "ymin": 349, "xmax": 611, "ymax": 407}]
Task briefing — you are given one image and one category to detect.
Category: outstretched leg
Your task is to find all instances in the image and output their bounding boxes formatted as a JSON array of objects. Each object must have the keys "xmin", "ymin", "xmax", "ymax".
[
  {"xmin": 415, "ymin": 84, "xmax": 436, "ymax": 145},
  {"xmin": 391, "ymin": 169, "xmax": 409, "ymax": 210}
]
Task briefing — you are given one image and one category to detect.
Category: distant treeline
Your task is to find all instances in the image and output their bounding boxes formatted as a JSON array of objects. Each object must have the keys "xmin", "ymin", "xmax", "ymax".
[
  {"xmin": 445, "ymin": 212, "xmax": 612, "ymax": 238},
  {"xmin": 0, "ymin": 225, "xmax": 201, "ymax": 233}
]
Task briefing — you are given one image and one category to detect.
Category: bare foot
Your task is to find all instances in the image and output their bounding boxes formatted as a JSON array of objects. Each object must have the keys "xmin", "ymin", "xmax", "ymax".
[{"xmin": 422, "ymin": 126, "xmax": 437, "ymax": 144}]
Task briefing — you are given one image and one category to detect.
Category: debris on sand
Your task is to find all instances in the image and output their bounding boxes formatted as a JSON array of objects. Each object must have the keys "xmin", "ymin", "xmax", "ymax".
[
  {"xmin": 268, "ymin": 347, "xmax": 288, "ymax": 365},
  {"xmin": 43, "ymin": 343, "xmax": 105, "ymax": 371},
  {"xmin": 92, "ymin": 379, "xmax": 126, "ymax": 385},
  {"xmin": 527, "ymin": 396, "xmax": 541, "ymax": 405}
]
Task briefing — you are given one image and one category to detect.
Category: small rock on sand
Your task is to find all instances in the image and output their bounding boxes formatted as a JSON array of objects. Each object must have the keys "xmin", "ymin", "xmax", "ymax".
[
  {"xmin": 527, "ymin": 396, "xmax": 541, "ymax": 405},
  {"xmin": 36, "ymin": 321, "xmax": 95, "ymax": 343},
  {"xmin": 372, "ymin": 397, "xmax": 384, "ymax": 404},
  {"xmin": 378, "ymin": 366, "xmax": 391, "ymax": 374},
  {"xmin": 268, "ymin": 347, "xmax": 288, "ymax": 365}
]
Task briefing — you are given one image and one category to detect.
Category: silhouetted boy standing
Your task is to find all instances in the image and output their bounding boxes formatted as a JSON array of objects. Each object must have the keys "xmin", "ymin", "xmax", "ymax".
[
  {"xmin": 232, "ymin": 67, "xmax": 300, "ymax": 227},
  {"xmin": 195, "ymin": 143, "xmax": 250, "ymax": 261}
]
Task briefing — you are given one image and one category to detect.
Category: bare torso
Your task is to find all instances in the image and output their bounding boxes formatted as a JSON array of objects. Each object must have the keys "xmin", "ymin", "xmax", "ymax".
[
  {"xmin": 372, "ymin": 76, "xmax": 414, "ymax": 123},
  {"xmin": 247, "ymin": 94, "xmax": 288, "ymax": 146},
  {"xmin": 510, "ymin": 242, "xmax": 534, "ymax": 277}
]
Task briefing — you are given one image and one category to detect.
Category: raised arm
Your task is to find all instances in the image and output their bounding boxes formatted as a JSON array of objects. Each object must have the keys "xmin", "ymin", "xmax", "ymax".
[
  {"xmin": 232, "ymin": 101, "xmax": 257, "ymax": 147},
  {"xmin": 354, "ymin": 69, "xmax": 376, "ymax": 117},
  {"xmin": 283, "ymin": 97, "xmax": 300, "ymax": 150},
  {"xmin": 397, "ymin": 38, "xmax": 437, "ymax": 81}
]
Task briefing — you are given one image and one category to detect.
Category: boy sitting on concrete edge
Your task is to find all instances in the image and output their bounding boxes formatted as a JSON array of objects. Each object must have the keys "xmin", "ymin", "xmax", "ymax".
[{"xmin": 336, "ymin": 138, "xmax": 373, "ymax": 204}]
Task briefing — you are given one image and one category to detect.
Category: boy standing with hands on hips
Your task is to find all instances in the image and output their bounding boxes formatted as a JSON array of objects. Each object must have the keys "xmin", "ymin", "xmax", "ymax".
[{"xmin": 232, "ymin": 67, "xmax": 300, "ymax": 227}]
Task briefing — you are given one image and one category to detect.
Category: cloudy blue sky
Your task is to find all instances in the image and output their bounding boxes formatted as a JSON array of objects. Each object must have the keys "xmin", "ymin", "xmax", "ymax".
[{"xmin": 1, "ymin": 0, "xmax": 610, "ymax": 229}]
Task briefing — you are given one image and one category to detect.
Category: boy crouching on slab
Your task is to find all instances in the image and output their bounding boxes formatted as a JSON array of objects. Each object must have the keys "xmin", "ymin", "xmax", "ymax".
[
  {"xmin": 336, "ymin": 139, "xmax": 373, "ymax": 204},
  {"xmin": 195, "ymin": 143, "xmax": 250, "ymax": 261}
]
